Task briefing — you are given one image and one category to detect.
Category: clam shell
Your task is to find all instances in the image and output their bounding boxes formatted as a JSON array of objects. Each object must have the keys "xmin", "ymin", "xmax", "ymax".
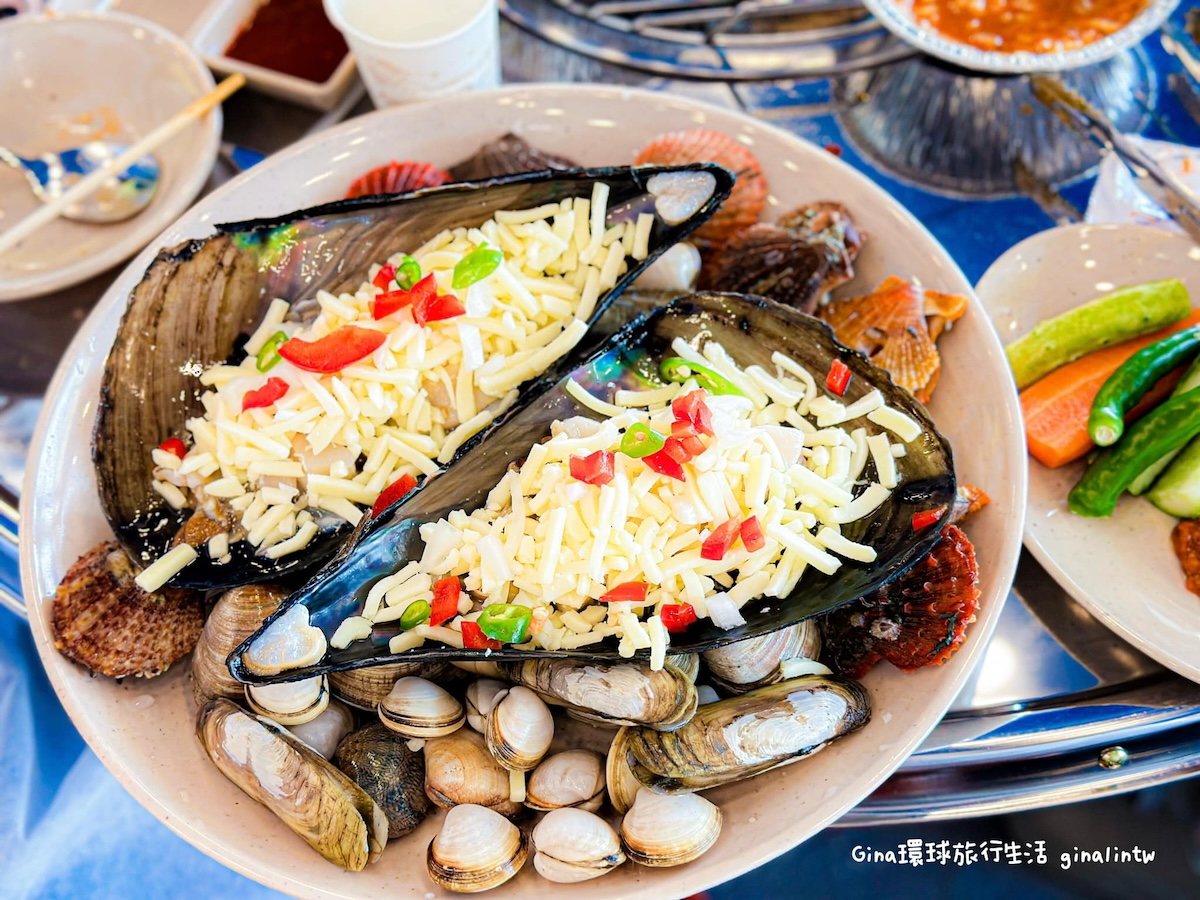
[
  {"xmin": 329, "ymin": 661, "xmax": 446, "ymax": 710},
  {"xmin": 448, "ymin": 133, "xmax": 578, "ymax": 181},
  {"xmin": 334, "ymin": 722, "xmax": 430, "ymax": 839},
  {"xmin": 196, "ymin": 698, "xmax": 387, "ymax": 871},
  {"xmin": 379, "ymin": 677, "xmax": 465, "ymax": 738},
  {"xmin": 427, "ymin": 803, "xmax": 528, "ymax": 893},
  {"xmin": 525, "ymin": 749, "xmax": 606, "ymax": 813},
  {"xmin": 665, "ymin": 652, "xmax": 700, "ymax": 683},
  {"xmin": 192, "ymin": 584, "xmax": 285, "ymax": 706},
  {"xmin": 486, "ymin": 685, "xmax": 554, "ymax": 772},
  {"xmin": 424, "ymin": 728, "xmax": 523, "ymax": 817},
  {"xmin": 452, "ymin": 660, "xmax": 505, "ymax": 679},
  {"xmin": 245, "ymin": 675, "xmax": 329, "ymax": 726},
  {"xmin": 532, "ymin": 807, "xmax": 625, "ymax": 883},
  {"xmin": 701, "ymin": 620, "xmax": 821, "ymax": 695},
  {"xmin": 698, "ymin": 223, "xmax": 830, "ymax": 315},
  {"xmin": 286, "ymin": 697, "xmax": 355, "ymax": 759},
  {"xmin": 465, "ymin": 678, "xmax": 510, "ymax": 733},
  {"xmin": 604, "ymin": 728, "xmax": 642, "ymax": 816},
  {"xmin": 619, "ymin": 789, "xmax": 721, "ymax": 868}
]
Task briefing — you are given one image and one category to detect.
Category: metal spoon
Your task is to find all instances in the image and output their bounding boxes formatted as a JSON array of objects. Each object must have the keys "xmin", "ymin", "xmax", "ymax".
[{"xmin": 0, "ymin": 140, "xmax": 160, "ymax": 223}]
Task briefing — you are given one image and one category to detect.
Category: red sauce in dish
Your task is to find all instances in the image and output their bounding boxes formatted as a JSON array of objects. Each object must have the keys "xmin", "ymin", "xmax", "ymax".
[
  {"xmin": 911, "ymin": 0, "xmax": 1152, "ymax": 54},
  {"xmin": 225, "ymin": 0, "xmax": 349, "ymax": 84}
]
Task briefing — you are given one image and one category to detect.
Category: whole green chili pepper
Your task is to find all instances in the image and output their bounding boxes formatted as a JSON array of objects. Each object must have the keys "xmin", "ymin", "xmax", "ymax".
[
  {"xmin": 659, "ymin": 357, "xmax": 744, "ymax": 396},
  {"xmin": 621, "ymin": 423, "xmax": 665, "ymax": 459},
  {"xmin": 255, "ymin": 330, "xmax": 289, "ymax": 373},
  {"xmin": 477, "ymin": 603, "xmax": 532, "ymax": 644},
  {"xmin": 399, "ymin": 600, "xmax": 431, "ymax": 631},
  {"xmin": 396, "ymin": 255, "xmax": 422, "ymax": 291},
  {"xmin": 1089, "ymin": 327, "xmax": 1200, "ymax": 447},
  {"xmin": 1069, "ymin": 386, "xmax": 1200, "ymax": 517},
  {"xmin": 452, "ymin": 245, "xmax": 503, "ymax": 289}
]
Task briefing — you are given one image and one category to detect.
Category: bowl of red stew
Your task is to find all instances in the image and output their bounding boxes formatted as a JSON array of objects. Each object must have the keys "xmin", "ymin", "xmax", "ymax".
[
  {"xmin": 189, "ymin": 0, "xmax": 357, "ymax": 110},
  {"xmin": 864, "ymin": 0, "xmax": 1180, "ymax": 73}
]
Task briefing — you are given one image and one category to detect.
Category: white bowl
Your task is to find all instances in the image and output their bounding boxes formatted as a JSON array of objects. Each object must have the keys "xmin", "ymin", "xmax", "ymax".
[
  {"xmin": 864, "ymin": 0, "xmax": 1180, "ymax": 74},
  {"xmin": 0, "ymin": 11, "xmax": 219, "ymax": 302},
  {"xmin": 21, "ymin": 84, "xmax": 1025, "ymax": 898},
  {"xmin": 189, "ymin": 0, "xmax": 358, "ymax": 111}
]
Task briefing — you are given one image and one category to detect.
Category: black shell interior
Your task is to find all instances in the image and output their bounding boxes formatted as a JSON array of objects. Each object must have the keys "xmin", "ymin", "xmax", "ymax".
[
  {"xmin": 92, "ymin": 164, "xmax": 734, "ymax": 589},
  {"xmin": 230, "ymin": 292, "xmax": 956, "ymax": 684}
]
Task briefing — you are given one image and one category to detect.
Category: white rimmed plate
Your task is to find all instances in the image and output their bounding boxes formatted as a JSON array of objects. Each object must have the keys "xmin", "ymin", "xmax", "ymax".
[
  {"xmin": 21, "ymin": 84, "xmax": 1025, "ymax": 899},
  {"xmin": 978, "ymin": 222, "xmax": 1200, "ymax": 683},
  {"xmin": 0, "ymin": 12, "xmax": 220, "ymax": 302}
]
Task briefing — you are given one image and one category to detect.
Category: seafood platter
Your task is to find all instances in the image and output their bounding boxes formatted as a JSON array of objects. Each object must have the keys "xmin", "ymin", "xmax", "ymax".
[{"xmin": 21, "ymin": 86, "xmax": 1025, "ymax": 898}]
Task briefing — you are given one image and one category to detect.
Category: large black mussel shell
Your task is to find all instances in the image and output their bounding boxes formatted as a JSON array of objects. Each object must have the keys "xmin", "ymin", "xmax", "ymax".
[
  {"xmin": 230, "ymin": 292, "xmax": 956, "ymax": 684},
  {"xmin": 93, "ymin": 165, "xmax": 734, "ymax": 590}
]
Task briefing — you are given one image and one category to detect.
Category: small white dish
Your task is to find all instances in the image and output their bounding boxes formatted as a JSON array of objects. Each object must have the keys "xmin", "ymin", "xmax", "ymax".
[
  {"xmin": 978, "ymin": 222, "xmax": 1200, "ymax": 683},
  {"xmin": 189, "ymin": 0, "xmax": 358, "ymax": 111},
  {"xmin": 0, "ymin": 11, "xmax": 220, "ymax": 303},
  {"xmin": 864, "ymin": 0, "xmax": 1180, "ymax": 74}
]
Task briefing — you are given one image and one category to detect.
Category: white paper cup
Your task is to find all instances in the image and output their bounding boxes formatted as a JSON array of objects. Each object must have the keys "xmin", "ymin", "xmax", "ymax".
[{"xmin": 324, "ymin": 0, "xmax": 500, "ymax": 107}]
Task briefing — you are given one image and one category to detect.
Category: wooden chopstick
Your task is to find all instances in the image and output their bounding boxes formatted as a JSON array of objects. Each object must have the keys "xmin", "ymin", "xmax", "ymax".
[{"xmin": 0, "ymin": 73, "xmax": 246, "ymax": 256}]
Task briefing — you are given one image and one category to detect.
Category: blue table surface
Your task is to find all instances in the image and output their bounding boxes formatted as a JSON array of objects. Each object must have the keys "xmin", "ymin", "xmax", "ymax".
[{"xmin": 3, "ymin": 11, "xmax": 1199, "ymax": 900}]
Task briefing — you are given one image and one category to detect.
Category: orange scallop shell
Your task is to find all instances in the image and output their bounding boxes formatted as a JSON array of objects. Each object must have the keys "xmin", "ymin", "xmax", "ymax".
[
  {"xmin": 818, "ymin": 275, "xmax": 967, "ymax": 404},
  {"xmin": 345, "ymin": 160, "xmax": 452, "ymax": 200},
  {"xmin": 634, "ymin": 128, "xmax": 767, "ymax": 246}
]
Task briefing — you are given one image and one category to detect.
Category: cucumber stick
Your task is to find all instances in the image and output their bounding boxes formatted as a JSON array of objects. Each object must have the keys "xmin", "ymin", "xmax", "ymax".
[
  {"xmin": 1129, "ymin": 353, "xmax": 1200, "ymax": 495},
  {"xmin": 1148, "ymin": 437, "xmax": 1200, "ymax": 518},
  {"xmin": 1006, "ymin": 279, "xmax": 1190, "ymax": 390}
]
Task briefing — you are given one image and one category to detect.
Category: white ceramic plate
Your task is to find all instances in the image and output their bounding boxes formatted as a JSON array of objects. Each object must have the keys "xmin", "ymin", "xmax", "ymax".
[
  {"xmin": 978, "ymin": 223, "xmax": 1200, "ymax": 683},
  {"xmin": 0, "ymin": 12, "xmax": 220, "ymax": 302},
  {"xmin": 21, "ymin": 85, "xmax": 1024, "ymax": 899}
]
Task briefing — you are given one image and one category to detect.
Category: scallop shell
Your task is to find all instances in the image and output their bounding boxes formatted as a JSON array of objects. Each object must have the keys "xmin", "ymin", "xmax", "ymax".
[
  {"xmin": 245, "ymin": 675, "xmax": 330, "ymax": 726},
  {"xmin": 334, "ymin": 722, "xmax": 431, "ymax": 839},
  {"xmin": 379, "ymin": 677, "xmax": 465, "ymax": 738},
  {"xmin": 697, "ymin": 223, "xmax": 832, "ymax": 315},
  {"xmin": 818, "ymin": 275, "xmax": 969, "ymax": 404},
  {"xmin": 448, "ymin": 133, "xmax": 578, "ymax": 182},
  {"xmin": 286, "ymin": 697, "xmax": 355, "ymax": 759},
  {"xmin": 329, "ymin": 661, "xmax": 446, "ymax": 710},
  {"xmin": 525, "ymin": 750, "xmax": 606, "ymax": 813},
  {"xmin": 634, "ymin": 128, "xmax": 766, "ymax": 246},
  {"xmin": 531, "ymin": 807, "xmax": 625, "ymax": 883},
  {"xmin": 619, "ymin": 789, "xmax": 721, "ymax": 868},
  {"xmin": 192, "ymin": 584, "xmax": 286, "ymax": 706},
  {"xmin": 427, "ymin": 804, "xmax": 528, "ymax": 893},
  {"xmin": 424, "ymin": 728, "xmax": 523, "ymax": 817},
  {"xmin": 777, "ymin": 200, "xmax": 865, "ymax": 293},
  {"xmin": 486, "ymin": 685, "xmax": 554, "ymax": 772},
  {"xmin": 344, "ymin": 160, "xmax": 451, "ymax": 200},
  {"xmin": 701, "ymin": 620, "xmax": 821, "ymax": 695}
]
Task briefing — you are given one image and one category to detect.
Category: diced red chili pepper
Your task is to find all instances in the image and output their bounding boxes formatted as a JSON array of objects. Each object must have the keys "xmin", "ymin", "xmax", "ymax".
[
  {"xmin": 461, "ymin": 620, "xmax": 502, "ymax": 650},
  {"xmin": 740, "ymin": 515, "xmax": 765, "ymax": 552},
  {"xmin": 278, "ymin": 325, "xmax": 386, "ymax": 374},
  {"xmin": 372, "ymin": 273, "xmax": 436, "ymax": 320},
  {"xmin": 430, "ymin": 576, "xmax": 461, "ymax": 627},
  {"xmin": 826, "ymin": 359, "xmax": 852, "ymax": 396},
  {"xmin": 912, "ymin": 508, "xmax": 945, "ymax": 530},
  {"xmin": 672, "ymin": 390, "xmax": 714, "ymax": 436},
  {"xmin": 241, "ymin": 376, "xmax": 289, "ymax": 412},
  {"xmin": 599, "ymin": 581, "xmax": 650, "ymax": 603},
  {"xmin": 569, "ymin": 450, "xmax": 615, "ymax": 486},
  {"xmin": 157, "ymin": 437, "xmax": 187, "ymax": 460},
  {"xmin": 662, "ymin": 425, "xmax": 706, "ymax": 464},
  {"xmin": 660, "ymin": 603, "xmax": 697, "ymax": 633},
  {"xmin": 643, "ymin": 448, "xmax": 685, "ymax": 481},
  {"xmin": 372, "ymin": 263, "xmax": 396, "ymax": 290},
  {"xmin": 701, "ymin": 518, "xmax": 742, "ymax": 560},
  {"xmin": 370, "ymin": 472, "xmax": 418, "ymax": 518},
  {"xmin": 414, "ymin": 289, "xmax": 466, "ymax": 326}
]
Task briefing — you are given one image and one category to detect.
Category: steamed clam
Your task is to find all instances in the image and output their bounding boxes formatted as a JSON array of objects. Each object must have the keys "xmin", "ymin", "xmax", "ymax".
[
  {"xmin": 334, "ymin": 722, "xmax": 430, "ymax": 839},
  {"xmin": 424, "ymin": 728, "xmax": 523, "ymax": 817},
  {"xmin": 196, "ymin": 699, "xmax": 387, "ymax": 871},
  {"xmin": 531, "ymin": 807, "xmax": 625, "ymax": 883},
  {"xmin": 378, "ymin": 676, "xmax": 465, "ymax": 738},
  {"xmin": 245, "ymin": 675, "xmax": 330, "ymax": 726},
  {"xmin": 328, "ymin": 661, "xmax": 440, "ymax": 710},
  {"xmin": 192, "ymin": 584, "xmax": 285, "ymax": 706},
  {"xmin": 465, "ymin": 678, "xmax": 510, "ymax": 733},
  {"xmin": 427, "ymin": 804, "xmax": 528, "ymax": 893},
  {"xmin": 624, "ymin": 675, "xmax": 871, "ymax": 793},
  {"xmin": 619, "ymin": 788, "xmax": 722, "ymax": 868},
  {"xmin": 526, "ymin": 750, "xmax": 606, "ymax": 813},
  {"xmin": 286, "ymin": 697, "xmax": 355, "ymax": 759},
  {"xmin": 485, "ymin": 685, "xmax": 553, "ymax": 771},
  {"xmin": 604, "ymin": 728, "xmax": 643, "ymax": 816},
  {"xmin": 701, "ymin": 621, "xmax": 821, "ymax": 695}
]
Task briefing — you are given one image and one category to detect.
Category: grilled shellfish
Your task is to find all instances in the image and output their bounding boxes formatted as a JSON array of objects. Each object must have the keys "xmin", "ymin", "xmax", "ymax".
[{"xmin": 427, "ymin": 803, "xmax": 528, "ymax": 893}]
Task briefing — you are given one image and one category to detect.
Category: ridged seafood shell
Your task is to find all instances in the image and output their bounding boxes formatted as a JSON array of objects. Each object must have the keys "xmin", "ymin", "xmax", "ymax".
[
  {"xmin": 452, "ymin": 660, "xmax": 505, "ymax": 679},
  {"xmin": 466, "ymin": 678, "xmax": 510, "ymax": 733},
  {"xmin": 619, "ymin": 789, "xmax": 721, "ymax": 868},
  {"xmin": 328, "ymin": 661, "xmax": 442, "ymax": 710},
  {"xmin": 634, "ymin": 128, "xmax": 766, "ymax": 246},
  {"xmin": 192, "ymin": 584, "xmax": 285, "ymax": 706},
  {"xmin": 245, "ymin": 675, "xmax": 330, "ymax": 726},
  {"xmin": 286, "ymin": 697, "xmax": 354, "ymax": 758},
  {"xmin": 427, "ymin": 803, "xmax": 528, "ymax": 893},
  {"xmin": 486, "ymin": 686, "xmax": 553, "ymax": 771},
  {"xmin": 525, "ymin": 750, "xmax": 606, "ymax": 813},
  {"xmin": 698, "ymin": 223, "xmax": 831, "ymax": 315},
  {"xmin": 334, "ymin": 722, "xmax": 430, "ymax": 839},
  {"xmin": 604, "ymin": 728, "xmax": 642, "ymax": 816},
  {"xmin": 197, "ymin": 699, "xmax": 387, "ymax": 871},
  {"xmin": 532, "ymin": 807, "xmax": 625, "ymax": 883},
  {"xmin": 665, "ymin": 652, "xmax": 699, "ymax": 683},
  {"xmin": 447, "ymin": 132, "xmax": 578, "ymax": 182},
  {"xmin": 379, "ymin": 677, "xmax": 465, "ymax": 738},
  {"xmin": 424, "ymin": 728, "xmax": 523, "ymax": 817},
  {"xmin": 702, "ymin": 621, "xmax": 821, "ymax": 695},
  {"xmin": 344, "ymin": 160, "xmax": 450, "ymax": 200}
]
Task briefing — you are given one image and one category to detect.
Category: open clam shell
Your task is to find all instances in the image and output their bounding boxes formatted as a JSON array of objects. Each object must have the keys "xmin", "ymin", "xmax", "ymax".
[
  {"xmin": 94, "ymin": 165, "xmax": 733, "ymax": 591},
  {"xmin": 231, "ymin": 292, "xmax": 955, "ymax": 682}
]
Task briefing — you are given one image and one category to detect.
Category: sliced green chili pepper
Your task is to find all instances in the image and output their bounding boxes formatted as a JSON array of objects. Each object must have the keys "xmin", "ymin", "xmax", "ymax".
[
  {"xmin": 659, "ymin": 357, "xmax": 744, "ymax": 396},
  {"xmin": 1089, "ymin": 327, "xmax": 1200, "ymax": 447},
  {"xmin": 255, "ymin": 330, "xmax": 289, "ymax": 372},
  {"xmin": 621, "ymin": 423, "xmax": 665, "ymax": 459},
  {"xmin": 399, "ymin": 599, "xmax": 431, "ymax": 631},
  {"xmin": 1069, "ymin": 386, "xmax": 1200, "ymax": 517},
  {"xmin": 396, "ymin": 255, "xmax": 422, "ymax": 291},
  {"xmin": 477, "ymin": 603, "xmax": 532, "ymax": 644},
  {"xmin": 452, "ymin": 245, "xmax": 503, "ymax": 289}
]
